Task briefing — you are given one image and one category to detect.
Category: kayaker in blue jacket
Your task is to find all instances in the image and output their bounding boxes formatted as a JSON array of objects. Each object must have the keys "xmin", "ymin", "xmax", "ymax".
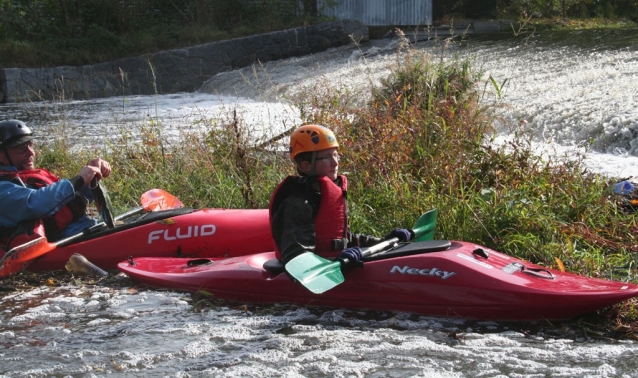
[
  {"xmin": 269, "ymin": 124, "xmax": 413, "ymax": 268},
  {"xmin": 0, "ymin": 119, "xmax": 112, "ymax": 247}
]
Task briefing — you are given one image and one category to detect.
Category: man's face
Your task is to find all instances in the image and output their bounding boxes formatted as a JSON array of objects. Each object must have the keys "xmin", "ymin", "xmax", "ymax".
[{"xmin": 0, "ymin": 141, "xmax": 35, "ymax": 170}]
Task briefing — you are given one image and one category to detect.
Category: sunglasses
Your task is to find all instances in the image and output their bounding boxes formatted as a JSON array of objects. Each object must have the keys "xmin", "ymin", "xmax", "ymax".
[{"xmin": 10, "ymin": 141, "xmax": 34, "ymax": 154}]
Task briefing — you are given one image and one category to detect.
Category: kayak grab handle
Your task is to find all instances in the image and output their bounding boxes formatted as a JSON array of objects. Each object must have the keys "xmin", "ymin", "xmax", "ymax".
[
  {"xmin": 521, "ymin": 266, "xmax": 555, "ymax": 279},
  {"xmin": 472, "ymin": 248, "xmax": 489, "ymax": 259}
]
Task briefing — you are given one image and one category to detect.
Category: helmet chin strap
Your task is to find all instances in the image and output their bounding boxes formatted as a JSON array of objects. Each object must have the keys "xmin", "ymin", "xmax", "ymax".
[
  {"xmin": 297, "ymin": 152, "xmax": 318, "ymax": 176},
  {"xmin": 2, "ymin": 150, "xmax": 15, "ymax": 168},
  {"xmin": 309, "ymin": 152, "xmax": 318, "ymax": 176}
]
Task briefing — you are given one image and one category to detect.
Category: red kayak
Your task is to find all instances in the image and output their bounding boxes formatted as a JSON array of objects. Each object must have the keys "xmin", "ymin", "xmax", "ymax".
[
  {"xmin": 118, "ymin": 240, "xmax": 638, "ymax": 321},
  {"xmin": 27, "ymin": 207, "xmax": 274, "ymax": 272},
  {"xmin": 2, "ymin": 187, "xmax": 273, "ymax": 276}
]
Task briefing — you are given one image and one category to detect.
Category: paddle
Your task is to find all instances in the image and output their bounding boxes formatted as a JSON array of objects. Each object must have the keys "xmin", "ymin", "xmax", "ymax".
[
  {"xmin": 0, "ymin": 237, "xmax": 49, "ymax": 277},
  {"xmin": 87, "ymin": 187, "xmax": 184, "ymax": 226},
  {"xmin": 0, "ymin": 189, "xmax": 185, "ymax": 277},
  {"xmin": 285, "ymin": 208, "xmax": 439, "ymax": 294},
  {"xmin": 91, "ymin": 178, "xmax": 115, "ymax": 228},
  {"xmin": 412, "ymin": 208, "xmax": 438, "ymax": 242},
  {"xmin": 286, "ymin": 237, "xmax": 401, "ymax": 294},
  {"xmin": 140, "ymin": 189, "xmax": 184, "ymax": 211}
]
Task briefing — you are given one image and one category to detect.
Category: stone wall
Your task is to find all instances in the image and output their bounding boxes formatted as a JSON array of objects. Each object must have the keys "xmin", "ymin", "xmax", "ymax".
[{"xmin": 0, "ymin": 19, "xmax": 368, "ymax": 103}]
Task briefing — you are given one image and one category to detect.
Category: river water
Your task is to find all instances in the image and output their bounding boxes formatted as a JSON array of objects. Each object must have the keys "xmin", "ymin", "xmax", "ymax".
[{"xmin": 2, "ymin": 28, "xmax": 638, "ymax": 376}]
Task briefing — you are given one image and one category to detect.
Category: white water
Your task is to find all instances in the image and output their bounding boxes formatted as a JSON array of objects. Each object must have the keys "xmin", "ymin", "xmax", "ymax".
[
  {"xmin": 2, "ymin": 29, "xmax": 638, "ymax": 376},
  {"xmin": 1, "ymin": 283, "xmax": 636, "ymax": 376}
]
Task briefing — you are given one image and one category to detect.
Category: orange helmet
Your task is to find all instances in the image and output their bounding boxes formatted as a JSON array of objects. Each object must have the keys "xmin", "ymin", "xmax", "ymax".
[{"xmin": 289, "ymin": 124, "xmax": 339, "ymax": 159}]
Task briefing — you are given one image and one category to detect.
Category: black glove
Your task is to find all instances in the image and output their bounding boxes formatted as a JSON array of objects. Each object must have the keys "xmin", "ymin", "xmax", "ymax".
[
  {"xmin": 385, "ymin": 228, "xmax": 413, "ymax": 242},
  {"xmin": 337, "ymin": 247, "xmax": 364, "ymax": 268}
]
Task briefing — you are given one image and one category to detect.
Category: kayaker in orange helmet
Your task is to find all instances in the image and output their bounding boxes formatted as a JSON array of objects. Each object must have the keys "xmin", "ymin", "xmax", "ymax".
[
  {"xmin": 0, "ymin": 119, "xmax": 112, "ymax": 247},
  {"xmin": 269, "ymin": 124, "xmax": 413, "ymax": 268}
]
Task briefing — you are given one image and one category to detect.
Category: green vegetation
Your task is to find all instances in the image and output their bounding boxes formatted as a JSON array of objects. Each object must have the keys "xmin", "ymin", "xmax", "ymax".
[
  {"xmin": 525, "ymin": 16, "xmax": 637, "ymax": 29},
  {"xmin": 3, "ymin": 0, "xmax": 637, "ymax": 69},
  {"xmin": 451, "ymin": 0, "xmax": 638, "ymax": 20},
  {"xmin": 0, "ymin": 0, "xmax": 333, "ymax": 68},
  {"xmin": 31, "ymin": 31, "xmax": 638, "ymax": 335}
]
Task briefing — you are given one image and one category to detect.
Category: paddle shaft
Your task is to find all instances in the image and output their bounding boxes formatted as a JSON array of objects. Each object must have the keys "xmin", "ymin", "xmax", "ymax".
[
  {"xmin": 55, "ymin": 208, "xmax": 146, "ymax": 248},
  {"xmin": 334, "ymin": 237, "xmax": 401, "ymax": 265},
  {"xmin": 364, "ymin": 237, "xmax": 399, "ymax": 258}
]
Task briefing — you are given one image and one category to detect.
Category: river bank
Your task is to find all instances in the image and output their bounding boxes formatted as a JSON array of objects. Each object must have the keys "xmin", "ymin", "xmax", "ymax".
[
  {"xmin": 0, "ymin": 19, "xmax": 369, "ymax": 103},
  {"xmin": 2, "ymin": 16, "xmax": 635, "ymax": 104}
]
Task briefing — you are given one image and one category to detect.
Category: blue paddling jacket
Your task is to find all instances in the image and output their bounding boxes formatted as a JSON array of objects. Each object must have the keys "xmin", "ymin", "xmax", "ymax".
[{"xmin": 0, "ymin": 165, "xmax": 97, "ymax": 243}]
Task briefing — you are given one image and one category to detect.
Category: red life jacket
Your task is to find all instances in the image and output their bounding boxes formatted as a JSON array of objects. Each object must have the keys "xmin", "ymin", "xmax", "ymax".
[
  {"xmin": 0, "ymin": 219, "xmax": 46, "ymax": 255},
  {"xmin": 0, "ymin": 168, "xmax": 88, "ymax": 242},
  {"xmin": 269, "ymin": 175, "xmax": 349, "ymax": 260}
]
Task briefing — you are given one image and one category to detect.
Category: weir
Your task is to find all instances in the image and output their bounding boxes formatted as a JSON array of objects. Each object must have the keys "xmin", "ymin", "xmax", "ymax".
[{"xmin": 0, "ymin": 20, "xmax": 368, "ymax": 103}]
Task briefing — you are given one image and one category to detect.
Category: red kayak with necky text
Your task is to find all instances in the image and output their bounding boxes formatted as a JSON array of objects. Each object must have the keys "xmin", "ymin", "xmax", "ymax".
[{"xmin": 118, "ymin": 240, "xmax": 638, "ymax": 321}]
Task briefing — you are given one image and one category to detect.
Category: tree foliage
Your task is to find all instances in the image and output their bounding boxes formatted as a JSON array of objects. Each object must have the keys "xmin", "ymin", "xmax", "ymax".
[
  {"xmin": 451, "ymin": 0, "xmax": 638, "ymax": 19},
  {"xmin": 2, "ymin": 0, "xmax": 636, "ymax": 68},
  {"xmin": 0, "ymin": 0, "xmax": 327, "ymax": 67}
]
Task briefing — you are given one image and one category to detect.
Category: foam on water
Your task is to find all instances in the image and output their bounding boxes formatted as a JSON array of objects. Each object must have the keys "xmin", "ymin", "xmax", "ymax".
[
  {"xmin": 1, "ymin": 92, "xmax": 301, "ymax": 149},
  {"xmin": 0, "ymin": 279, "xmax": 635, "ymax": 376},
  {"xmin": 2, "ymin": 31, "xmax": 638, "ymax": 178}
]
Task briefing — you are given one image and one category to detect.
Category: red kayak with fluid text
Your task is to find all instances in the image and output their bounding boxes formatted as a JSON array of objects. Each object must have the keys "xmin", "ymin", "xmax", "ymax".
[{"xmin": 27, "ymin": 207, "xmax": 274, "ymax": 272}]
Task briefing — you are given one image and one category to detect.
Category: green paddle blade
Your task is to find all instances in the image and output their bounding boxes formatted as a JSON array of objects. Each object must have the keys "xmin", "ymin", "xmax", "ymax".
[
  {"xmin": 285, "ymin": 252, "xmax": 345, "ymax": 294},
  {"xmin": 412, "ymin": 208, "xmax": 438, "ymax": 241},
  {"xmin": 285, "ymin": 210, "xmax": 436, "ymax": 294}
]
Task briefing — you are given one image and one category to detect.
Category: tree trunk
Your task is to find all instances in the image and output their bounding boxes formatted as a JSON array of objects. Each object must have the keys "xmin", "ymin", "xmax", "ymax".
[
  {"xmin": 75, "ymin": 0, "xmax": 83, "ymax": 28},
  {"xmin": 57, "ymin": 0, "xmax": 71, "ymax": 34}
]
